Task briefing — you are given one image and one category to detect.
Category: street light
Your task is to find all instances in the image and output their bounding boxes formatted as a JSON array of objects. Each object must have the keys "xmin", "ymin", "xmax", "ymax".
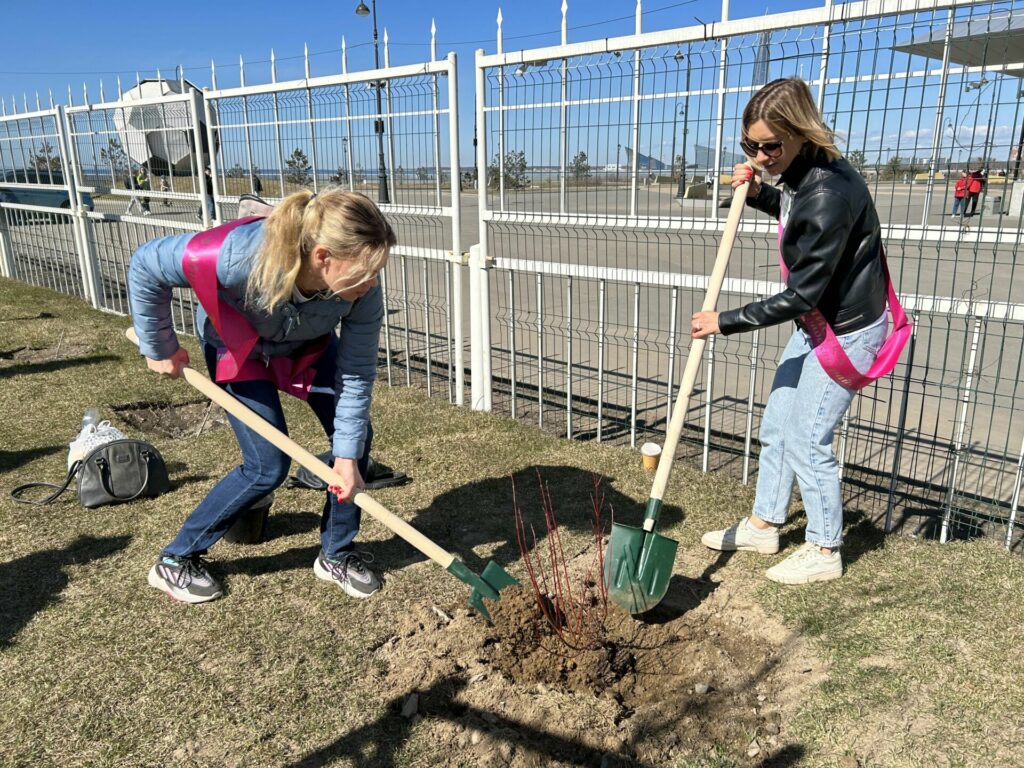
[
  {"xmin": 356, "ymin": 0, "xmax": 390, "ymax": 204},
  {"xmin": 672, "ymin": 47, "xmax": 691, "ymax": 200}
]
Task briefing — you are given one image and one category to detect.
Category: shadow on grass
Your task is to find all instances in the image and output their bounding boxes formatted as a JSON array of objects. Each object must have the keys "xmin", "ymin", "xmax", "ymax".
[
  {"xmin": 0, "ymin": 534, "xmax": 131, "ymax": 648},
  {"xmin": 409, "ymin": 464, "xmax": 684, "ymax": 573},
  {"xmin": 0, "ymin": 444, "xmax": 63, "ymax": 473},
  {"xmin": 756, "ymin": 744, "xmax": 807, "ymax": 767},
  {"xmin": 0, "ymin": 354, "xmax": 120, "ymax": 380},
  {"xmin": 284, "ymin": 673, "xmax": 661, "ymax": 768}
]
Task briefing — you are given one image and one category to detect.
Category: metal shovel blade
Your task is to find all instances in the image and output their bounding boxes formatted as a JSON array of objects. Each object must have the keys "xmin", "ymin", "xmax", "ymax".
[
  {"xmin": 604, "ymin": 522, "xmax": 679, "ymax": 614},
  {"xmin": 448, "ymin": 558, "xmax": 519, "ymax": 623}
]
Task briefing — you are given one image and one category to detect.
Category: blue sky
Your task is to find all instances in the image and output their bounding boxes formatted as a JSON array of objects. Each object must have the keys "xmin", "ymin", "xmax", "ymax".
[
  {"xmin": 2, "ymin": 0, "xmax": 825, "ymax": 158},
  {"xmin": 3, "ymin": 0, "xmax": 1015, "ymax": 172}
]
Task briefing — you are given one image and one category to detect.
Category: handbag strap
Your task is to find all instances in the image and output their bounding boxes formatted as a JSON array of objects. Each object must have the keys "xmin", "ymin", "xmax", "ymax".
[
  {"xmin": 93, "ymin": 446, "xmax": 154, "ymax": 502},
  {"xmin": 10, "ymin": 461, "xmax": 82, "ymax": 506}
]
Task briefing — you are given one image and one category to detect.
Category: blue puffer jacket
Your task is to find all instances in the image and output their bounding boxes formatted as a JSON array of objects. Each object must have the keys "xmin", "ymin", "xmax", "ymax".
[{"xmin": 127, "ymin": 219, "xmax": 382, "ymax": 460}]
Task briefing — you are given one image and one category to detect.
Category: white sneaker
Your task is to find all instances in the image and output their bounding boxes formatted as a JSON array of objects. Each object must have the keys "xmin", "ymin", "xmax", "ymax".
[
  {"xmin": 701, "ymin": 517, "xmax": 780, "ymax": 554},
  {"xmin": 765, "ymin": 543, "xmax": 842, "ymax": 585}
]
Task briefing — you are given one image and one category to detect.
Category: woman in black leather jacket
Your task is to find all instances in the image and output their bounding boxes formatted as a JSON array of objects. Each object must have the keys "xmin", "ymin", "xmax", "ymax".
[{"xmin": 694, "ymin": 78, "xmax": 893, "ymax": 585}]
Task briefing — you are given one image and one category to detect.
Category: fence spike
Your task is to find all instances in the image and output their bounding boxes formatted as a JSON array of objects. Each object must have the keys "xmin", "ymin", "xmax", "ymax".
[
  {"xmin": 24, "ymin": 93, "xmax": 29, "ymax": 113},
  {"xmin": 240, "ymin": 55, "xmax": 246, "ymax": 88},
  {"xmin": 116, "ymin": 76, "xmax": 123, "ymax": 99},
  {"xmin": 36, "ymin": 92, "xmax": 42, "ymax": 111},
  {"xmin": 431, "ymin": 18, "xmax": 437, "ymax": 62},
  {"xmin": 562, "ymin": 0, "xmax": 568, "ymax": 45},
  {"xmin": 384, "ymin": 28, "xmax": 390, "ymax": 68},
  {"xmin": 304, "ymin": 43, "xmax": 311, "ymax": 80},
  {"xmin": 211, "ymin": 59, "xmax": 218, "ymax": 90},
  {"xmin": 48, "ymin": 89, "xmax": 54, "ymax": 109},
  {"xmin": 80, "ymin": 85, "xmax": 87, "ymax": 107},
  {"xmin": 270, "ymin": 50, "xmax": 277, "ymax": 84},
  {"xmin": 635, "ymin": 0, "xmax": 642, "ymax": 35},
  {"xmin": 341, "ymin": 38, "xmax": 347, "ymax": 74},
  {"xmin": 67, "ymin": 84, "xmax": 73, "ymax": 107},
  {"xmin": 497, "ymin": 8, "xmax": 503, "ymax": 54}
]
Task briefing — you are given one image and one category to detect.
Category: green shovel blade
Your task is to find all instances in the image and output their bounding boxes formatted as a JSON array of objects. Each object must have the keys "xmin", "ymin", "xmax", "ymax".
[{"xmin": 604, "ymin": 521, "xmax": 678, "ymax": 614}]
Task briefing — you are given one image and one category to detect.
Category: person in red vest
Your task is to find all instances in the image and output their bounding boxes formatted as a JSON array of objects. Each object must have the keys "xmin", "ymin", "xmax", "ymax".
[
  {"xmin": 129, "ymin": 189, "xmax": 396, "ymax": 603},
  {"xmin": 951, "ymin": 171, "xmax": 968, "ymax": 217},
  {"xmin": 966, "ymin": 169, "xmax": 985, "ymax": 215}
]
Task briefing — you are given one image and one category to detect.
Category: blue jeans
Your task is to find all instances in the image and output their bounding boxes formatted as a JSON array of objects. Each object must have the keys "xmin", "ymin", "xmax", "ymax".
[
  {"xmin": 952, "ymin": 196, "xmax": 964, "ymax": 216},
  {"xmin": 163, "ymin": 336, "xmax": 370, "ymax": 560},
  {"xmin": 752, "ymin": 320, "xmax": 888, "ymax": 548}
]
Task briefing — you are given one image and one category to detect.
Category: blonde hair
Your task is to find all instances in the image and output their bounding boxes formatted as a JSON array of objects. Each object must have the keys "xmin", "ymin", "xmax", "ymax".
[
  {"xmin": 742, "ymin": 78, "xmax": 842, "ymax": 162},
  {"xmin": 247, "ymin": 188, "xmax": 396, "ymax": 311}
]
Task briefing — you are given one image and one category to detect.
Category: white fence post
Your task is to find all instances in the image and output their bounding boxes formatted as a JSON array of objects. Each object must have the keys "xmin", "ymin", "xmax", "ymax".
[
  {"xmin": 447, "ymin": 52, "xmax": 466, "ymax": 406},
  {"xmin": 57, "ymin": 104, "xmax": 101, "ymax": 308}
]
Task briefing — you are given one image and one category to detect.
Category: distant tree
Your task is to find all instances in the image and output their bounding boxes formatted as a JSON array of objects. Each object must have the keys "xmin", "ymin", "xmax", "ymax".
[
  {"xmin": 100, "ymin": 138, "xmax": 129, "ymax": 178},
  {"xmin": 487, "ymin": 150, "xmax": 528, "ymax": 190},
  {"xmin": 285, "ymin": 148, "xmax": 311, "ymax": 185},
  {"xmin": 848, "ymin": 149, "xmax": 867, "ymax": 175},
  {"xmin": 227, "ymin": 163, "xmax": 246, "ymax": 178},
  {"xmin": 329, "ymin": 165, "xmax": 348, "ymax": 184},
  {"xmin": 569, "ymin": 151, "xmax": 591, "ymax": 181},
  {"xmin": 886, "ymin": 155, "xmax": 903, "ymax": 180},
  {"xmin": 29, "ymin": 141, "xmax": 62, "ymax": 173}
]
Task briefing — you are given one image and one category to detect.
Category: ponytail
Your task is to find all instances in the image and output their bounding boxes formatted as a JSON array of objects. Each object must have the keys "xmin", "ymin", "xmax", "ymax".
[{"xmin": 246, "ymin": 190, "xmax": 315, "ymax": 311}]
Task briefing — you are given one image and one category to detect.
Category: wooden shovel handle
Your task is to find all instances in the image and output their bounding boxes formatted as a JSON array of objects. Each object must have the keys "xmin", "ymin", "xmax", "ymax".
[
  {"xmin": 125, "ymin": 328, "xmax": 455, "ymax": 569},
  {"xmin": 645, "ymin": 177, "xmax": 751, "ymax": 524}
]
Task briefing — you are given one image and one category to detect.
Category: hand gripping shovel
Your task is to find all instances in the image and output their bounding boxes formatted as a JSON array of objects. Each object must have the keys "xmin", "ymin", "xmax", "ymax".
[
  {"xmin": 604, "ymin": 173, "xmax": 752, "ymax": 614},
  {"xmin": 125, "ymin": 329, "xmax": 517, "ymax": 622}
]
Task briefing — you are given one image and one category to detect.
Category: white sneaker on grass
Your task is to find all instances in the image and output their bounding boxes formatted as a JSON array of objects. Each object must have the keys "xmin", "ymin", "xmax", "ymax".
[
  {"xmin": 701, "ymin": 517, "xmax": 780, "ymax": 554},
  {"xmin": 765, "ymin": 543, "xmax": 842, "ymax": 585}
]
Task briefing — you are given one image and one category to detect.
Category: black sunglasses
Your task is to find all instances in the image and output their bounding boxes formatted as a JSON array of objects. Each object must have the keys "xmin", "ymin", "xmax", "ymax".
[{"xmin": 740, "ymin": 137, "xmax": 787, "ymax": 158}]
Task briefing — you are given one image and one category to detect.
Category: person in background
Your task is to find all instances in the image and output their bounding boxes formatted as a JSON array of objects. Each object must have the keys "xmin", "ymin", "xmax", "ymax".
[
  {"xmin": 951, "ymin": 171, "xmax": 968, "ymax": 217},
  {"xmin": 966, "ymin": 169, "xmax": 984, "ymax": 215}
]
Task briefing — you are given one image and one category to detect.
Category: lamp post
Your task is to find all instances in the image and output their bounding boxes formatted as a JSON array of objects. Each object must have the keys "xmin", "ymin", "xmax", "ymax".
[
  {"xmin": 356, "ymin": 0, "xmax": 390, "ymax": 204},
  {"xmin": 672, "ymin": 48, "xmax": 690, "ymax": 200}
]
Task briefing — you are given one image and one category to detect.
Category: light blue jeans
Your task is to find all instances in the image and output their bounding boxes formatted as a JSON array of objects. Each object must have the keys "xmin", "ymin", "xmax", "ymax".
[{"xmin": 752, "ymin": 319, "xmax": 888, "ymax": 548}]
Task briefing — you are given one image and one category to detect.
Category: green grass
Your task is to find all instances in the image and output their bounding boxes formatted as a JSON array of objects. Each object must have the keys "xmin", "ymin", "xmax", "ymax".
[{"xmin": 2, "ymin": 276, "xmax": 1023, "ymax": 767}]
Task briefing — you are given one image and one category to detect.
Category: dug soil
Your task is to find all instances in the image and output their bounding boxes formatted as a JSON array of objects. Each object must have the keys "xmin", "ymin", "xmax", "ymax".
[{"xmin": 374, "ymin": 571, "xmax": 824, "ymax": 767}]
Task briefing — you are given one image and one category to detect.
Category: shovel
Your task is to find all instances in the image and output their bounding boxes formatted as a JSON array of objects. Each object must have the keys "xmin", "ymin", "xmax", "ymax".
[
  {"xmin": 605, "ymin": 172, "xmax": 752, "ymax": 614},
  {"xmin": 125, "ymin": 328, "xmax": 517, "ymax": 622}
]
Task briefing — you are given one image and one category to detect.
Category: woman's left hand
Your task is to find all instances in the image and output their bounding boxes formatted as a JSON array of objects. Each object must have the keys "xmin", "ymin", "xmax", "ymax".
[
  {"xmin": 691, "ymin": 311, "xmax": 720, "ymax": 339},
  {"xmin": 328, "ymin": 457, "xmax": 365, "ymax": 502}
]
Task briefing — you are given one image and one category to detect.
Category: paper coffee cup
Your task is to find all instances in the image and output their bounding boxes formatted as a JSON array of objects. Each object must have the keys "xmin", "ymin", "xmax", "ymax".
[{"xmin": 640, "ymin": 442, "xmax": 662, "ymax": 471}]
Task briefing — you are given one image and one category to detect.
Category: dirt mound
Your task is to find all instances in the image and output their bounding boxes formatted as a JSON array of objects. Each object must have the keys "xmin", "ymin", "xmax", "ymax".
[{"xmin": 373, "ymin": 578, "xmax": 823, "ymax": 767}]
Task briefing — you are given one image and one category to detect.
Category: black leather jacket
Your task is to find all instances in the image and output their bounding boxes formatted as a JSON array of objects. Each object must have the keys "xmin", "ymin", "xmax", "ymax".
[{"xmin": 718, "ymin": 154, "xmax": 887, "ymax": 337}]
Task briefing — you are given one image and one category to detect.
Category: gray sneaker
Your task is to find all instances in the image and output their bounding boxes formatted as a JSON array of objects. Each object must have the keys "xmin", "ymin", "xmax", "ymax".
[
  {"xmin": 701, "ymin": 517, "xmax": 780, "ymax": 554},
  {"xmin": 148, "ymin": 555, "xmax": 223, "ymax": 603},
  {"xmin": 314, "ymin": 550, "xmax": 381, "ymax": 599},
  {"xmin": 765, "ymin": 543, "xmax": 842, "ymax": 585}
]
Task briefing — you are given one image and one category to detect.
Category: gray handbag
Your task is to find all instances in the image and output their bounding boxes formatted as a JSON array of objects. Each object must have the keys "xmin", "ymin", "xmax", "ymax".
[{"xmin": 12, "ymin": 439, "xmax": 170, "ymax": 508}]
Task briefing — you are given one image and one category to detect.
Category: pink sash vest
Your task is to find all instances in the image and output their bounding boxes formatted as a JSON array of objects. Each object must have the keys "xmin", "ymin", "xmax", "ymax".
[
  {"xmin": 182, "ymin": 216, "xmax": 329, "ymax": 400},
  {"xmin": 778, "ymin": 223, "xmax": 911, "ymax": 390}
]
